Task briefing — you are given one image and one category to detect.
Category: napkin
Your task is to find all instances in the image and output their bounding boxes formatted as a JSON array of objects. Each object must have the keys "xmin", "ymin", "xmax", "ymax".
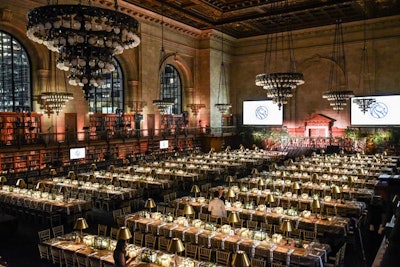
[
  {"xmin": 269, "ymin": 245, "xmax": 277, "ymax": 263},
  {"xmin": 286, "ymin": 248, "xmax": 295, "ymax": 266}
]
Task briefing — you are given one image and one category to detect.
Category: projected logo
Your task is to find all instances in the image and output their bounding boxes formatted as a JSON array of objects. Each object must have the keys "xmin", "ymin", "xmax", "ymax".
[
  {"xmin": 255, "ymin": 106, "xmax": 269, "ymax": 120},
  {"xmin": 369, "ymin": 102, "xmax": 388, "ymax": 119}
]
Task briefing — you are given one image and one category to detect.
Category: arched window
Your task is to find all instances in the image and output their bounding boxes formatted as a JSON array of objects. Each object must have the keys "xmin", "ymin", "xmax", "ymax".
[
  {"xmin": 0, "ymin": 31, "xmax": 31, "ymax": 112},
  {"xmin": 88, "ymin": 57, "xmax": 123, "ymax": 113},
  {"xmin": 161, "ymin": 64, "xmax": 182, "ymax": 114}
]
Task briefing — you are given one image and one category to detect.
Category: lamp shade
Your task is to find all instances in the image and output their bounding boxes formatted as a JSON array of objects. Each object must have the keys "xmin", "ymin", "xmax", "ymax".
[
  {"xmin": 0, "ymin": 176, "xmax": 7, "ymax": 183},
  {"xmin": 226, "ymin": 176, "xmax": 234, "ymax": 183},
  {"xmin": 145, "ymin": 198, "xmax": 156, "ymax": 209},
  {"xmin": 332, "ymin": 185, "xmax": 341, "ymax": 194},
  {"xmin": 267, "ymin": 194, "xmax": 275, "ymax": 203},
  {"xmin": 231, "ymin": 250, "xmax": 250, "ymax": 267},
  {"xmin": 168, "ymin": 237, "xmax": 185, "ymax": 253},
  {"xmin": 292, "ymin": 182, "xmax": 301, "ymax": 190},
  {"xmin": 74, "ymin": 218, "xmax": 88, "ymax": 230},
  {"xmin": 117, "ymin": 226, "xmax": 132, "ymax": 240},
  {"xmin": 312, "ymin": 198, "xmax": 320, "ymax": 209},
  {"xmin": 258, "ymin": 179, "xmax": 265, "ymax": 187},
  {"xmin": 228, "ymin": 212, "xmax": 240, "ymax": 223},
  {"xmin": 280, "ymin": 220, "xmax": 293, "ymax": 232},
  {"xmin": 91, "ymin": 163, "xmax": 97, "ymax": 171},
  {"xmin": 226, "ymin": 189, "xmax": 236, "ymax": 198},
  {"xmin": 50, "ymin": 169, "xmax": 57, "ymax": 176},
  {"xmin": 190, "ymin": 185, "xmax": 200, "ymax": 193},
  {"xmin": 35, "ymin": 182, "xmax": 45, "ymax": 191},
  {"xmin": 183, "ymin": 204, "xmax": 195, "ymax": 215},
  {"xmin": 16, "ymin": 179, "xmax": 26, "ymax": 188}
]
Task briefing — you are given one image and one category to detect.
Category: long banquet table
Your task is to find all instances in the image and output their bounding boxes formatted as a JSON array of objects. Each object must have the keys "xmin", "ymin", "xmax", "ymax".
[
  {"xmin": 123, "ymin": 214, "xmax": 330, "ymax": 267},
  {"xmin": 43, "ymin": 233, "xmax": 221, "ymax": 267},
  {"xmin": 173, "ymin": 197, "xmax": 350, "ymax": 236}
]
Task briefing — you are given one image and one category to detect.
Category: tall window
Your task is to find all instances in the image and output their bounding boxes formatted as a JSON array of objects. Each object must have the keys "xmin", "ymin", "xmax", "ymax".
[
  {"xmin": 88, "ymin": 57, "xmax": 123, "ymax": 113},
  {"xmin": 0, "ymin": 31, "xmax": 31, "ymax": 112},
  {"xmin": 161, "ymin": 64, "xmax": 182, "ymax": 114}
]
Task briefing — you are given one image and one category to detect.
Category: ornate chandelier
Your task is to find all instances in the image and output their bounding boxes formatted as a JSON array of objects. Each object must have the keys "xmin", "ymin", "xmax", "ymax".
[
  {"xmin": 26, "ymin": 0, "xmax": 141, "ymax": 99},
  {"xmin": 215, "ymin": 17, "xmax": 231, "ymax": 115},
  {"xmin": 153, "ymin": 3, "xmax": 175, "ymax": 116},
  {"xmin": 255, "ymin": 0, "xmax": 304, "ymax": 110},
  {"xmin": 353, "ymin": 5, "xmax": 375, "ymax": 114},
  {"xmin": 39, "ymin": 52, "xmax": 74, "ymax": 117},
  {"xmin": 322, "ymin": 20, "xmax": 354, "ymax": 111}
]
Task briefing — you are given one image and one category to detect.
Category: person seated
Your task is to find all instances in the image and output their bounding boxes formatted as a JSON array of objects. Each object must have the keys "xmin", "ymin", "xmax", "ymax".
[{"xmin": 208, "ymin": 191, "xmax": 227, "ymax": 218}]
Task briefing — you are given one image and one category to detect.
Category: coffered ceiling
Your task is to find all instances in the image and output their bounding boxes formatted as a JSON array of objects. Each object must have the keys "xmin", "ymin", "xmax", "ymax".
[{"xmin": 124, "ymin": 0, "xmax": 400, "ymax": 38}]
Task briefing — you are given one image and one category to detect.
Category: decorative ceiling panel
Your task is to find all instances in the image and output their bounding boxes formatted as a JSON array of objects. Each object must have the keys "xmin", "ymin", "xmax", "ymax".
[{"xmin": 123, "ymin": 0, "xmax": 400, "ymax": 38}]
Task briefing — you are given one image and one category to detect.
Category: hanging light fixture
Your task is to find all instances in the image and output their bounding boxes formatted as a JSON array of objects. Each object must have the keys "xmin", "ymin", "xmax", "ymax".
[
  {"xmin": 322, "ymin": 20, "xmax": 354, "ymax": 111},
  {"xmin": 39, "ymin": 51, "xmax": 73, "ymax": 117},
  {"xmin": 215, "ymin": 15, "xmax": 232, "ymax": 115},
  {"xmin": 26, "ymin": 0, "xmax": 141, "ymax": 100},
  {"xmin": 255, "ymin": 0, "xmax": 304, "ymax": 110},
  {"xmin": 153, "ymin": 3, "xmax": 174, "ymax": 115},
  {"xmin": 187, "ymin": 88, "xmax": 205, "ymax": 116},
  {"xmin": 353, "ymin": 1, "xmax": 376, "ymax": 113}
]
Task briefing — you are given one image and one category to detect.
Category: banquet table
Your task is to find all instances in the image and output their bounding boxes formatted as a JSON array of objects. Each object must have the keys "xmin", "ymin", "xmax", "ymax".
[
  {"xmin": 125, "ymin": 215, "xmax": 330, "ymax": 267},
  {"xmin": 173, "ymin": 197, "xmax": 350, "ymax": 236},
  {"xmin": 0, "ymin": 186, "xmax": 90, "ymax": 215},
  {"xmin": 43, "ymin": 233, "xmax": 221, "ymax": 267}
]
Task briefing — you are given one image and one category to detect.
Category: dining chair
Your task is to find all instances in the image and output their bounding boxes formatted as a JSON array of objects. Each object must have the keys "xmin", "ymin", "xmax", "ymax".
[
  {"xmin": 88, "ymin": 257, "xmax": 102, "ymax": 267},
  {"xmin": 302, "ymin": 230, "xmax": 316, "ymax": 241},
  {"xmin": 38, "ymin": 229, "xmax": 51, "ymax": 243},
  {"xmin": 198, "ymin": 247, "xmax": 212, "ymax": 261},
  {"xmin": 110, "ymin": 227, "xmax": 119, "ymax": 240},
  {"xmin": 144, "ymin": 234, "xmax": 157, "ymax": 249},
  {"xmin": 250, "ymin": 257, "xmax": 267, "ymax": 267},
  {"xmin": 215, "ymin": 250, "xmax": 231, "ymax": 267},
  {"xmin": 185, "ymin": 243, "xmax": 198, "ymax": 259},
  {"xmin": 158, "ymin": 236, "xmax": 170, "ymax": 252},
  {"xmin": 133, "ymin": 232, "xmax": 144, "ymax": 246},
  {"xmin": 37, "ymin": 243, "xmax": 50, "ymax": 260},
  {"xmin": 52, "ymin": 225, "xmax": 64, "ymax": 238},
  {"xmin": 122, "ymin": 206, "xmax": 131, "ymax": 214},
  {"xmin": 102, "ymin": 261, "xmax": 115, "ymax": 267},
  {"xmin": 165, "ymin": 207, "xmax": 176, "ymax": 216},
  {"xmin": 74, "ymin": 253, "xmax": 88, "ymax": 267},
  {"xmin": 63, "ymin": 250, "xmax": 75, "ymax": 267},
  {"xmin": 112, "ymin": 209, "xmax": 122, "ymax": 224},
  {"xmin": 270, "ymin": 261, "xmax": 285, "ymax": 267},
  {"xmin": 247, "ymin": 220, "xmax": 258, "ymax": 230},
  {"xmin": 260, "ymin": 223, "xmax": 273, "ymax": 235},
  {"xmin": 97, "ymin": 224, "xmax": 108, "ymax": 237},
  {"xmin": 199, "ymin": 213, "xmax": 208, "ymax": 222},
  {"xmin": 50, "ymin": 247, "xmax": 65, "ymax": 267}
]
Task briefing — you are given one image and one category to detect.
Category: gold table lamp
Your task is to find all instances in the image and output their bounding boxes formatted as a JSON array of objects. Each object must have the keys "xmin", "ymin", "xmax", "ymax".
[
  {"xmin": 50, "ymin": 168, "xmax": 57, "ymax": 178},
  {"xmin": 226, "ymin": 175, "xmax": 234, "ymax": 187},
  {"xmin": 267, "ymin": 194, "xmax": 275, "ymax": 207},
  {"xmin": 117, "ymin": 226, "xmax": 132, "ymax": 240},
  {"xmin": 332, "ymin": 185, "xmax": 341, "ymax": 200},
  {"xmin": 312, "ymin": 198, "xmax": 321, "ymax": 218},
  {"xmin": 226, "ymin": 188, "xmax": 236, "ymax": 203},
  {"xmin": 145, "ymin": 198, "xmax": 156, "ymax": 213},
  {"xmin": 0, "ymin": 176, "xmax": 7, "ymax": 188},
  {"xmin": 168, "ymin": 237, "xmax": 185, "ymax": 267},
  {"xmin": 258, "ymin": 178, "xmax": 265, "ymax": 189},
  {"xmin": 232, "ymin": 250, "xmax": 250, "ymax": 267},
  {"xmin": 74, "ymin": 217, "xmax": 88, "ymax": 242},
  {"xmin": 280, "ymin": 219, "xmax": 293, "ymax": 245},
  {"xmin": 292, "ymin": 182, "xmax": 300, "ymax": 193},
  {"xmin": 16, "ymin": 179, "xmax": 26, "ymax": 189},
  {"xmin": 183, "ymin": 204, "xmax": 195, "ymax": 220},
  {"xmin": 68, "ymin": 171, "xmax": 76, "ymax": 180},
  {"xmin": 190, "ymin": 185, "xmax": 200, "ymax": 198},
  {"xmin": 228, "ymin": 211, "xmax": 240, "ymax": 231}
]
